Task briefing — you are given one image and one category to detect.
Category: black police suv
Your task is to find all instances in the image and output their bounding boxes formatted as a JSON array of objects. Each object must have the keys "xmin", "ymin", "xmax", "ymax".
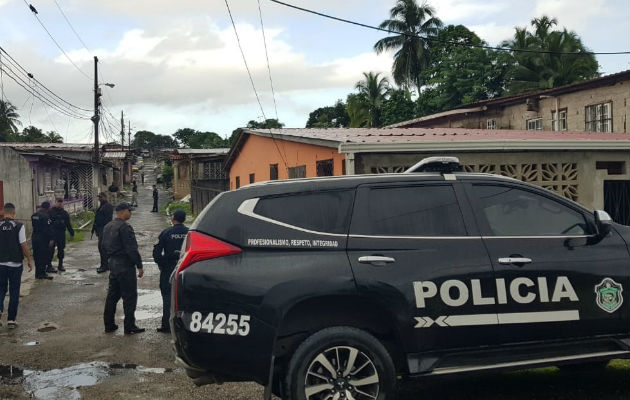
[{"xmin": 171, "ymin": 157, "xmax": 630, "ymax": 400}]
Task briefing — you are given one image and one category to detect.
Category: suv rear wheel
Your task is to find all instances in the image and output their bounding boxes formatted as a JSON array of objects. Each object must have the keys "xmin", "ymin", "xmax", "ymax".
[{"xmin": 283, "ymin": 326, "xmax": 396, "ymax": 400}]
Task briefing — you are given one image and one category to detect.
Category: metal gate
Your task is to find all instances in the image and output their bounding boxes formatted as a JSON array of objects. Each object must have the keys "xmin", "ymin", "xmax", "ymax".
[
  {"xmin": 604, "ymin": 180, "xmax": 630, "ymax": 226},
  {"xmin": 70, "ymin": 165, "xmax": 95, "ymax": 209}
]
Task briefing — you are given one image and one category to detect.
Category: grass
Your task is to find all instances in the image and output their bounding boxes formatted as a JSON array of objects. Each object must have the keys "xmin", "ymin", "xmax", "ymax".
[
  {"xmin": 66, "ymin": 210, "xmax": 94, "ymax": 243},
  {"xmin": 163, "ymin": 201, "xmax": 196, "ymax": 223},
  {"xmin": 399, "ymin": 360, "xmax": 629, "ymax": 399}
]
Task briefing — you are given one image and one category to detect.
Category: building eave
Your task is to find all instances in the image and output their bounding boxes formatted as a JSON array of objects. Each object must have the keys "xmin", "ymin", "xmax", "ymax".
[{"xmin": 338, "ymin": 140, "xmax": 630, "ymax": 154}]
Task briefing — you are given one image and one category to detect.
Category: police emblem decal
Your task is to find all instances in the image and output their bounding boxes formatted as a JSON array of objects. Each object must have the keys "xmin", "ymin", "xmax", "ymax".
[{"xmin": 594, "ymin": 278, "xmax": 623, "ymax": 313}]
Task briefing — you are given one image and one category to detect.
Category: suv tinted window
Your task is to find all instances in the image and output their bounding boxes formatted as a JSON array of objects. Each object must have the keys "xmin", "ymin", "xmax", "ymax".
[
  {"xmin": 472, "ymin": 184, "xmax": 588, "ymax": 236},
  {"xmin": 356, "ymin": 185, "xmax": 466, "ymax": 236},
  {"xmin": 254, "ymin": 190, "xmax": 354, "ymax": 234}
]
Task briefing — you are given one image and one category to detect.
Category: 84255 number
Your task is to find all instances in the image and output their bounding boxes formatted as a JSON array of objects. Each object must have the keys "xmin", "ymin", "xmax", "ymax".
[{"xmin": 189, "ymin": 312, "xmax": 251, "ymax": 336}]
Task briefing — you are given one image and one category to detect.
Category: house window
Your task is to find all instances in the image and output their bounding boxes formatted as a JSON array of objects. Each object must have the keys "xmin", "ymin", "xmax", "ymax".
[
  {"xmin": 552, "ymin": 109, "xmax": 568, "ymax": 131},
  {"xmin": 526, "ymin": 118, "xmax": 543, "ymax": 130},
  {"xmin": 585, "ymin": 102, "xmax": 612, "ymax": 132},
  {"xmin": 235, "ymin": 176, "xmax": 240, "ymax": 189},
  {"xmin": 487, "ymin": 119, "xmax": 497, "ymax": 130},
  {"xmin": 269, "ymin": 164, "xmax": 278, "ymax": 180},
  {"xmin": 288, "ymin": 165, "xmax": 306, "ymax": 179},
  {"xmin": 316, "ymin": 159, "xmax": 334, "ymax": 176},
  {"xmin": 249, "ymin": 173, "xmax": 255, "ymax": 184}
]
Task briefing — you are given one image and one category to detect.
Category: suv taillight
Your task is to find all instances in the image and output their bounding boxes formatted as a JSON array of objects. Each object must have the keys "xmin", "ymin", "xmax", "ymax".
[{"xmin": 174, "ymin": 231, "xmax": 242, "ymax": 311}]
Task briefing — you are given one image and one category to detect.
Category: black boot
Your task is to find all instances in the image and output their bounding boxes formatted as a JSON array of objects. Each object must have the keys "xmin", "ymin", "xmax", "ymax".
[{"xmin": 57, "ymin": 258, "xmax": 65, "ymax": 272}]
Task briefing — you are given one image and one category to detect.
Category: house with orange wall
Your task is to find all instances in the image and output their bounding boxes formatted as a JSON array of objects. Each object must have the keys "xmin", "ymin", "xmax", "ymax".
[{"xmin": 225, "ymin": 129, "xmax": 346, "ymax": 189}]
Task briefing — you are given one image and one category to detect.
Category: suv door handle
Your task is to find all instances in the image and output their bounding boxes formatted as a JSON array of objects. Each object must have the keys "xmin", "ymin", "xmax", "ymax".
[
  {"xmin": 358, "ymin": 256, "xmax": 396, "ymax": 266},
  {"xmin": 498, "ymin": 257, "xmax": 532, "ymax": 265}
]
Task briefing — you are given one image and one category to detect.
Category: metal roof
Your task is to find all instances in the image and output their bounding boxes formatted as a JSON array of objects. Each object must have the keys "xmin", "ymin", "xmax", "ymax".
[
  {"xmin": 0, "ymin": 142, "xmax": 93, "ymax": 151},
  {"xmin": 174, "ymin": 148, "xmax": 230, "ymax": 155},
  {"xmin": 102, "ymin": 151, "xmax": 127, "ymax": 159}
]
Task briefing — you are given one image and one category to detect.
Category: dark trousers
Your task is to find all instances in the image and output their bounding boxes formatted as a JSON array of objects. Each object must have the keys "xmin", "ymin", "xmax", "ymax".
[
  {"xmin": 159, "ymin": 264, "xmax": 175, "ymax": 329},
  {"xmin": 50, "ymin": 232, "xmax": 66, "ymax": 264},
  {"xmin": 0, "ymin": 265, "xmax": 23, "ymax": 321},
  {"xmin": 152, "ymin": 197, "xmax": 158, "ymax": 212},
  {"xmin": 96, "ymin": 231, "xmax": 108, "ymax": 270},
  {"xmin": 32, "ymin": 235, "xmax": 49, "ymax": 277},
  {"xmin": 103, "ymin": 266, "xmax": 138, "ymax": 330}
]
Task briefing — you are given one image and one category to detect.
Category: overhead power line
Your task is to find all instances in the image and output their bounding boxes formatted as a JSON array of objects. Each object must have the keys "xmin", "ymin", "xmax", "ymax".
[
  {"xmin": 0, "ymin": 46, "xmax": 92, "ymax": 113},
  {"xmin": 267, "ymin": 0, "xmax": 630, "ymax": 56},
  {"xmin": 53, "ymin": 0, "xmax": 90, "ymax": 52},
  {"xmin": 23, "ymin": 1, "xmax": 92, "ymax": 80},
  {"xmin": 224, "ymin": 0, "xmax": 289, "ymax": 170},
  {"xmin": 0, "ymin": 62, "xmax": 90, "ymax": 119},
  {"xmin": 257, "ymin": 0, "xmax": 279, "ymax": 121}
]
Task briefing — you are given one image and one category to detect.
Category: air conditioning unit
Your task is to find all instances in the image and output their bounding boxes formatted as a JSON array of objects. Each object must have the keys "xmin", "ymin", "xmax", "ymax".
[{"xmin": 526, "ymin": 98, "xmax": 539, "ymax": 111}]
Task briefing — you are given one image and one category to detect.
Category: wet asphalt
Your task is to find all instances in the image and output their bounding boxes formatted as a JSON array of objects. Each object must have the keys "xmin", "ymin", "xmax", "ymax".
[{"xmin": 0, "ymin": 161, "xmax": 265, "ymax": 399}]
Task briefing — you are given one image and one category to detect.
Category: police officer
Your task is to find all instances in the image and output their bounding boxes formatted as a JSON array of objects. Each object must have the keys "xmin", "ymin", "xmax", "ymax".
[
  {"xmin": 31, "ymin": 202, "xmax": 55, "ymax": 280},
  {"xmin": 48, "ymin": 198, "xmax": 74, "ymax": 272},
  {"xmin": 102, "ymin": 203, "xmax": 145, "ymax": 334},
  {"xmin": 151, "ymin": 185, "xmax": 158, "ymax": 212},
  {"xmin": 93, "ymin": 192, "xmax": 114, "ymax": 273},
  {"xmin": 0, "ymin": 203, "xmax": 34, "ymax": 328},
  {"xmin": 131, "ymin": 180, "xmax": 138, "ymax": 207},
  {"xmin": 153, "ymin": 209, "xmax": 188, "ymax": 333}
]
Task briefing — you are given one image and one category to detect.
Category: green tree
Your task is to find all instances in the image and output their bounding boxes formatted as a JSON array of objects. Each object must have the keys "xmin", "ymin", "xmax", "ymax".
[
  {"xmin": 0, "ymin": 100, "xmax": 21, "ymax": 141},
  {"xmin": 374, "ymin": 0, "xmax": 442, "ymax": 91},
  {"xmin": 381, "ymin": 89, "xmax": 416, "ymax": 126},
  {"xmin": 18, "ymin": 126, "xmax": 47, "ymax": 142},
  {"xmin": 346, "ymin": 93, "xmax": 370, "ymax": 128},
  {"xmin": 416, "ymin": 25, "xmax": 512, "ymax": 114},
  {"xmin": 305, "ymin": 100, "xmax": 350, "ymax": 128},
  {"xmin": 173, "ymin": 128, "xmax": 198, "ymax": 147},
  {"xmin": 502, "ymin": 16, "xmax": 599, "ymax": 93},
  {"xmin": 45, "ymin": 131, "xmax": 63, "ymax": 143},
  {"xmin": 246, "ymin": 119, "xmax": 285, "ymax": 129},
  {"xmin": 132, "ymin": 130, "xmax": 158, "ymax": 148},
  {"xmin": 161, "ymin": 164, "xmax": 174, "ymax": 188},
  {"xmin": 355, "ymin": 72, "xmax": 390, "ymax": 127}
]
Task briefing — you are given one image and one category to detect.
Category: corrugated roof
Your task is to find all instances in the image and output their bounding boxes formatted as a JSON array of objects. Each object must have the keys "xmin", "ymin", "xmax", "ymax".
[
  {"xmin": 174, "ymin": 148, "xmax": 230, "ymax": 154},
  {"xmin": 102, "ymin": 152, "xmax": 127, "ymax": 159},
  {"xmin": 0, "ymin": 142, "xmax": 93, "ymax": 151},
  {"xmin": 247, "ymin": 128, "xmax": 629, "ymax": 144}
]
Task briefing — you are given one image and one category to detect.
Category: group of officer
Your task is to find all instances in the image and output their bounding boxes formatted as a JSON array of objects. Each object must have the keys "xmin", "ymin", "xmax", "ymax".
[
  {"xmin": 3, "ymin": 183, "xmax": 188, "ymax": 335},
  {"xmin": 30, "ymin": 198, "xmax": 75, "ymax": 280}
]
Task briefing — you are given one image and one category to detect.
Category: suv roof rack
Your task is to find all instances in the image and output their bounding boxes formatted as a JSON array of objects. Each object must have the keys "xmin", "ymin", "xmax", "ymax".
[{"xmin": 404, "ymin": 156, "xmax": 461, "ymax": 173}]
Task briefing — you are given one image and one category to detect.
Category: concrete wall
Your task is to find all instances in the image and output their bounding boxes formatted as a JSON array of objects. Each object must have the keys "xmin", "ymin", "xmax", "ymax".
[
  {"xmin": 355, "ymin": 150, "xmax": 630, "ymax": 210},
  {"xmin": 407, "ymin": 80, "xmax": 630, "ymax": 133},
  {"xmin": 229, "ymin": 134, "xmax": 346, "ymax": 190},
  {"xmin": 0, "ymin": 147, "xmax": 35, "ymax": 229}
]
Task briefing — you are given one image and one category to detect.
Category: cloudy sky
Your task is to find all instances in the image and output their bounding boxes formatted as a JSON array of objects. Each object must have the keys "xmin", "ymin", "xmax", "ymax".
[{"xmin": 0, "ymin": 0, "xmax": 628, "ymax": 143}]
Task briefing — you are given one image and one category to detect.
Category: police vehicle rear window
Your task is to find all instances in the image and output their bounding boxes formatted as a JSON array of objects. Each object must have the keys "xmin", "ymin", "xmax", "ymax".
[
  {"xmin": 356, "ymin": 185, "xmax": 466, "ymax": 236},
  {"xmin": 254, "ymin": 190, "xmax": 354, "ymax": 234}
]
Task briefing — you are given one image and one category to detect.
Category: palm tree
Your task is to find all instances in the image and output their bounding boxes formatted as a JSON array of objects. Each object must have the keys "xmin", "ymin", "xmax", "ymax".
[
  {"xmin": 374, "ymin": 0, "xmax": 442, "ymax": 91},
  {"xmin": 355, "ymin": 72, "xmax": 390, "ymax": 127},
  {"xmin": 45, "ymin": 131, "xmax": 64, "ymax": 143},
  {"xmin": 346, "ymin": 94, "xmax": 370, "ymax": 128},
  {"xmin": 0, "ymin": 100, "xmax": 21, "ymax": 141},
  {"xmin": 503, "ymin": 16, "xmax": 598, "ymax": 93}
]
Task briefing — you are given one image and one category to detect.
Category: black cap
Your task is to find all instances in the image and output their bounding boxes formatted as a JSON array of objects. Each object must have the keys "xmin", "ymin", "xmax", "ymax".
[
  {"xmin": 172, "ymin": 209, "xmax": 186, "ymax": 223},
  {"xmin": 40, "ymin": 201, "xmax": 51, "ymax": 209},
  {"xmin": 115, "ymin": 202, "xmax": 132, "ymax": 212}
]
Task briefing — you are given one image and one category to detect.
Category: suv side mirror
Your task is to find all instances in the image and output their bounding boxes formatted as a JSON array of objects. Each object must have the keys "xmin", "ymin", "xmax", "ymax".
[{"xmin": 594, "ymin": 210, "xmax": 613, "ymax": 238}]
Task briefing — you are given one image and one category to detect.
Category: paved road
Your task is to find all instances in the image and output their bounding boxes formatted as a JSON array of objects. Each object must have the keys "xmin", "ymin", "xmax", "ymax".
[{"xmin": 0, "ymin": 162, "xmax": 265, "ymax": 399}]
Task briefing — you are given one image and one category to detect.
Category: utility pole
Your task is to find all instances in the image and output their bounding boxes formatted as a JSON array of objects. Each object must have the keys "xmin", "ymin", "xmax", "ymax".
[
  {"xmin": 92, "ymin": 56, "xmax": 100, "ymax": 162},
  {"xmin": 120, "ymin": 110, "xmax": 125, "ymax": 150},
  {"xmin": 128, "ymin": 120, "xmax": 131, "ymax": 151}
]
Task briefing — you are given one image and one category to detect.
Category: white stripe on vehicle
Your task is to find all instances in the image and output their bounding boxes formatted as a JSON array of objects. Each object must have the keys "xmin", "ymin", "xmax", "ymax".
[{"xmin": 414, "ymin": 310, "xmax": 579, "ymax": 328}]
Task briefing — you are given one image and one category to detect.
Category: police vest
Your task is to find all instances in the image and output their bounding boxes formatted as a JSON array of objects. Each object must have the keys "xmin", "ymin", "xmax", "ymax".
[{"xmin": 0, "ymin": 219, "xmax": 24, "ymax": 264}]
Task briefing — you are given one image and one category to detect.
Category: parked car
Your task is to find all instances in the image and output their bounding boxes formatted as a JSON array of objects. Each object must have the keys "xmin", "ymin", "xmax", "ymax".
[{"xmin": 170, "ymin": 157, "xmax": 630, "ymax": 400}]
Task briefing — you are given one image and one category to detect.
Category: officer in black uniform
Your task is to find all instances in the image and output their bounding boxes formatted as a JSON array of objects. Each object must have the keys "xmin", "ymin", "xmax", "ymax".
[
  {"xmin": 93, "ymin": 192, "xmax": 114, "ymax": 273},
  {"xmin": 102, "ymin": 203, "xmax": 145, "ymax": 334},
  {"xmin": 151, "ymin": 185, "xmax": 158, "ymax": 212},
  {"xmin": 48, "ymin": 198, "xmax": 74, "ymax": 272},
  {"xmin": 153, "ymin": 209, "xmax": 188, "ymax": 333},
  {"xmin": 31, "ymin": 202, "xmax": 55, "ymax": 280}
]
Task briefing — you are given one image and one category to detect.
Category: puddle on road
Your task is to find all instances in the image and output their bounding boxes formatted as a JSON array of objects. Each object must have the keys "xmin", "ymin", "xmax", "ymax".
[
  {"xmin": 0, "ymin": 362, "xmax": 175, "ymax": 399},
  {"xmin": 135, "ymin": 289, "xmax": 162, "ymax": 320}
]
